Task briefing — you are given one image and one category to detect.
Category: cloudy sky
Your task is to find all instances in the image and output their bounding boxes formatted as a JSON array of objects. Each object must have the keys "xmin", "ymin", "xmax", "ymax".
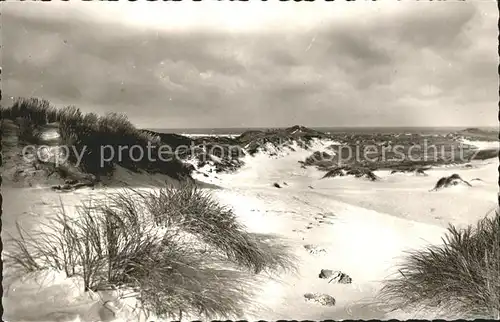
[{"xmin": 2, "ymin": 1, "xmax": 497, "ymax": 129}]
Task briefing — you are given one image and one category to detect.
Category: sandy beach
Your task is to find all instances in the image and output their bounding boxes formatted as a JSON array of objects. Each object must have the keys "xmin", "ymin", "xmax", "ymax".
[
  {"xmin": 2, "ymin": 139, "xmax": 497, "ymax": 321},
  {"xmin": 2, "ymin": 2, "xmax": 498, "ymax": 320}
]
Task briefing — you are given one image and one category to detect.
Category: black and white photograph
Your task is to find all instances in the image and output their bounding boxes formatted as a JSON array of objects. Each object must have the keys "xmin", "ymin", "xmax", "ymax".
[{"xmin": 1, "ymin": 1, "xmax": 499, "ymax": 321}]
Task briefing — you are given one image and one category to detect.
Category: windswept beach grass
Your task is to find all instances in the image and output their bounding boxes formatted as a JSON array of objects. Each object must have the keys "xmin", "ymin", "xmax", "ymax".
[
  {"xmin": 1, "ymin": 97, "xmax": 192, "ymax": 180},
  {"xmin": 3, "ymin": 0, "xmax": 498, "ymax": 319},
  {"xmin": 2, "ymin": 96, "xmax": 498, "ymax": 321},
  {"xmin": 380, "ymin": 211, "xmax": 500, "ymax": 319},
  {"xmin": 4, "ymin": 184, "xmax": 296, "ymax": 320}
]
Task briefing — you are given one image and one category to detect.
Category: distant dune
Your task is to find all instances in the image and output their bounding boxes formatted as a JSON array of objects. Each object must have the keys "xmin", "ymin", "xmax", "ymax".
[{"xmin": 2, "ymin": 97, "xmax": 498, "ymax": 321}]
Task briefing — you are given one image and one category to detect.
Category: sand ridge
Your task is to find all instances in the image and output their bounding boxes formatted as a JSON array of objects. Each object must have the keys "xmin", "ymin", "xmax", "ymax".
[{"xmin": 2, "ymin": 139, "xmax": 498, "ymax": 321}]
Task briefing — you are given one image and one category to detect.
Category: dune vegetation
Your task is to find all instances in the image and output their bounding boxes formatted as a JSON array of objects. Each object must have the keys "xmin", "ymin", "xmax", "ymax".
[
  {"xmin": 1, "ymin": 97, "xmax": 192, "ymax": 180},
  {"xmin": 1, "ymin": 97, "xmax": 327, "ymax": 180},
  {"xmin": 4, "ymin": 183, "xmax": 297, "ymax": 319},
  {"xmin": 380, "ymin": 211, "xmax": 500, "ymax": 319},
  {"xmin": 3, "ymin": 96, "xmax": 499, "ymax": 320}
]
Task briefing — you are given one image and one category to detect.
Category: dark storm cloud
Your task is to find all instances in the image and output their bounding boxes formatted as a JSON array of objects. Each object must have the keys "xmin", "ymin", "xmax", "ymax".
[
  {"xmin": 2, "ymin": 2, "xmax": 496, "ymax": 128},
  {"xmin": 393, "ymin": 2, "xmax": 477, "ymax": 51},
  {"xmin": 2, "ymin": 13, "xmax": 246, "ymax": 116}
]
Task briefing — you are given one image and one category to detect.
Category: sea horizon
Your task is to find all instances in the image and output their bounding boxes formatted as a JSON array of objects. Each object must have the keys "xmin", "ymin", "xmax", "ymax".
[{"xmin": 146, "ymin": 126, "xmax": 498, "ymax": 136}]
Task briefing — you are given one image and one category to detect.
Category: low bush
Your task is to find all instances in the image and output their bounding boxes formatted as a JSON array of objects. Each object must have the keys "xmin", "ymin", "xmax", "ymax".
[
  {"xmin": 379, "ymin": 211, "xmax": 500, "ymax": 319},
  {"xmin": 1, "ymin": 97, "xmax": 193, "ymax": 180}
]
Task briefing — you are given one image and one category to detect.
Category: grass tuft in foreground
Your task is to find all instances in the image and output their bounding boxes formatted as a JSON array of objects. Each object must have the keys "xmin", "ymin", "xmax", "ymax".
[
  {"xmin": 5, "ymin": 184, "xmax": 296, "ymax": 319},
  {"xmin": 143, "ymin": 183, "xmax": 297, "ymax": 274},
  {"xmin": 380, "ymin": 211, "xmax": 500, "ymax": 319}
]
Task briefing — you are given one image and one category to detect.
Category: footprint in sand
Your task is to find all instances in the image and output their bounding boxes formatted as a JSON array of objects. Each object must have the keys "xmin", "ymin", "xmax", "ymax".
[
  {"xmin": 313, "ymin": 212, "xmax": 336, "ymax": 225},
  {"xmin": 303, "ymin": 293, "xmax": 336, "ymax": 306},
  {"xmin": 319, "ymin": 269, "xmax": 353, "ymax": 284},
  {"xmin": 303, "ymin": 244, "xmax": 327, "ymax": 255},
  {"xmin": 302, "ymin": 213, "xmax": 337, "ymax": 231}
]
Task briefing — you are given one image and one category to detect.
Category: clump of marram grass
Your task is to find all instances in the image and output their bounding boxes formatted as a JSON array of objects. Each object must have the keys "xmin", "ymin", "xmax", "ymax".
[
  {"xmin": 0, "ymin": 97, "xmax": 59, "ymax": 126},
  {"xmin": 1, "ymin": 97, "xmax": 58, "ymax": 143},
  {"xmin": 1, "ymin": 97, "xmax": 193, "ymax": 180},
  {"xmin": 4, "ymin": 184, "xmax": 296, "ymax": 319},
  {"xmin": 379, "ymin": 211, "xmax": 500, "ymax": 319},
  {"xmin": 144, "ymin": 186, "xmax": 294, "ymax": 274},
  {"xmin": 142, "ymin": 183, "xmax": 297, "ymax": 274}
]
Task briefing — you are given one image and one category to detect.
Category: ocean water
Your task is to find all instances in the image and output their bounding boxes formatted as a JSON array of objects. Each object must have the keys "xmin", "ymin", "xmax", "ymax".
[{"xmin": 147, "ymin": 126, "xmax": 497, "ymax": 136}]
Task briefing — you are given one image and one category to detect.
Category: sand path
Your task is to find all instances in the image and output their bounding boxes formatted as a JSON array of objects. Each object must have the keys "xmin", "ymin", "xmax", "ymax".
[{"xmin": 2, "ymin": 151, "xmax": 497, "ymax": 321}]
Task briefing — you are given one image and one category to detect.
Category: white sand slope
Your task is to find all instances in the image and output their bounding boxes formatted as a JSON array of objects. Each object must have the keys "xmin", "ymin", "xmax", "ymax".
[
  {"xmin": 214, "ymin": 188, "xmax": 448, "ymax": 320},
  {"xmin": 2, "ymin": 139, "xmax": 498, "ymax": 321},
  {"xmin": 206, "ymin": 144, "xmax": 497, "ymax": 320},
  {"xmin": 460, "ymin": 138, "xmax": 499, "ymax": 150}
]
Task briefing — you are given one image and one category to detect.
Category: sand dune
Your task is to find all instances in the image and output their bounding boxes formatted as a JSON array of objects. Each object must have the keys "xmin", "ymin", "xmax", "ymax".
[{"xmin": 2, "ymin": 138, "xmax": 498, "ymax": 321}]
